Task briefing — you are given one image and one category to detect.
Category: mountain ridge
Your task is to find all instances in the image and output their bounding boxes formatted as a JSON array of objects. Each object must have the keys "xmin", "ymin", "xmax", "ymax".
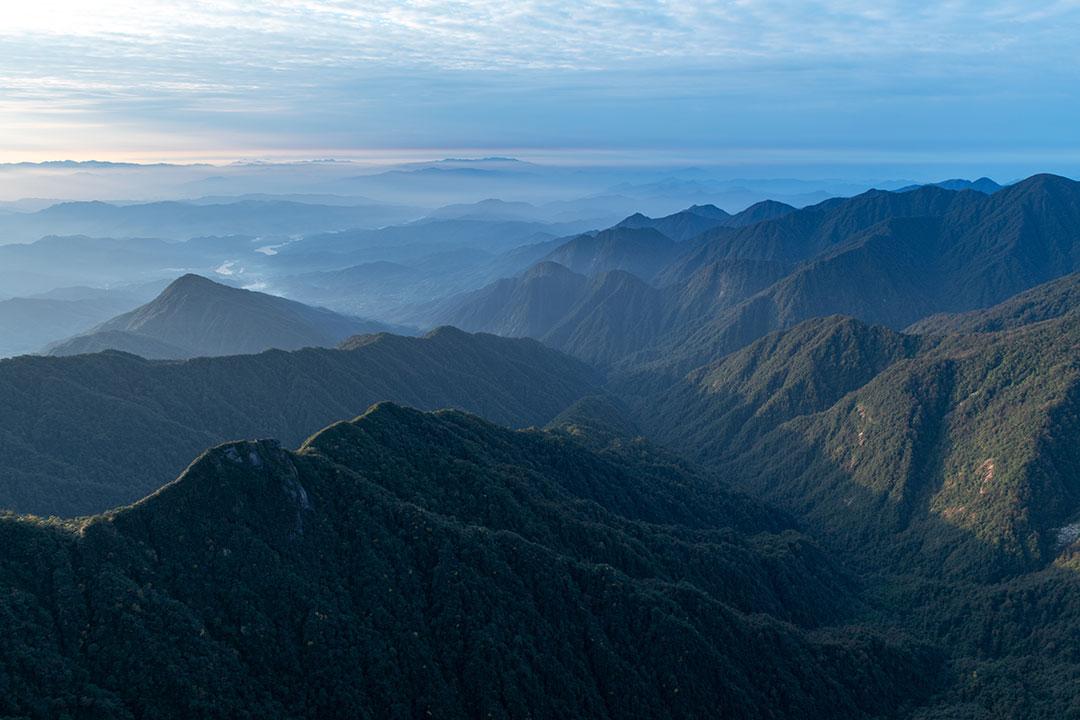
[
  {"xmin": 0, "ymin": 327, "xmax": 599, "ymax": 516},
  {"xmin": 0, "ymin": 403, "xmax": 938, "ymax": 719}
]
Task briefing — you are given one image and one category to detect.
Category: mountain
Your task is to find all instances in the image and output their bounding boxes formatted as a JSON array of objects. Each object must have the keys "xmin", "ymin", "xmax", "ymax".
[
  {"xmin": 897, "ymin": 177, "xmax": 1004, "ymax": 194},
  {"xmin": 0, "ymin": 404, "xmax": 937, "ymax": 719},
  {"xmin": 907, "ymin": 271, "xmax": 1080, "ymax": 334},
  {"xmin": 0, "ymin": 198, "xmax": 420, "ymax": 244},
  {"xmin": 432, "ymin": 262, "xmax": 591, "ymax": 338},
  {"xmin": 724, "ymin": 199, "xmax": 799, "ymax": 227},
  {"xmin": 637, "ymin": 174, "xmax": 1080, "ymax": 372},
  {"xmin": 617, "ymin": 306, "xmax": 1080, "ymax": 716},
  {"xmin": 538, "ymin": 270, "xmax": 675, "ymax": 365},
  {"xmin": 428, "ymin": 263, "xmax": 684, "ymax": 367},
  {"xmin": 0, "ymin": 291, "xmax": 143, "ymax": 358},
  {"xmin": 48, "ymin": 274, "xmax": 392, "ymax": 359},
  {"xmin": 430, "ymin": 256, "xmax": 790, "ymax": 367},
  {"xmin": 546, "ymin": 393, "xmax": 644, "ymax": 443},
  {"xmin": 541, "ymin": 227, "xmax": 676, "ymax": 279},
  {"xmin": 0, "ymin": 327, "xmax": 599, "ymax": 516},
  {"xmin": 421, "ymin": 175, "xmax": 1080, "ymax": 375},
  {"xmin": 621, "ymin": 316, "xmax": 926, "ymax": 461},
  {"xmin": 615, "ymin": 206, "xmax": 732, "ymax": 242},
  {"xmin": 631, "ymin": 307, "xmax": 1080, "ymax": 580},
  {"xmin": 658, "ymin": 183, "xmax": 979, "ymax": 284},
  {"xmin": 613, "ymin": 200, "xmax": 796, "ymax": 244}
]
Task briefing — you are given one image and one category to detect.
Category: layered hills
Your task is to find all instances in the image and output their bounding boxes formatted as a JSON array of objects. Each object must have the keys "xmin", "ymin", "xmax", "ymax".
[
  {"xmin": 0, "ymin": 198, "xmax": 420, "ymax": 244},
  {"xmin": 7, "ymin": 172, "xmax": 1080, "ymax": 717},
  {"xmin": 0, "ymin": 290, "xmax": 144, "ymax": 357},
  {"xmin": 429, "ymin": 174, "xmax": 1080, "ymax": 374},
  {"xmin": 0, "ymin": 327, "xmax": 598, "ymax": 516}
]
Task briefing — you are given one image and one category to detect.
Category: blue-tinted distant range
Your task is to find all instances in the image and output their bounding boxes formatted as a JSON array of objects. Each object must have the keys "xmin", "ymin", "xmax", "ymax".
[{"xmin": 1, "ymin": 1, "xmax": 1079, "ymax": 181}]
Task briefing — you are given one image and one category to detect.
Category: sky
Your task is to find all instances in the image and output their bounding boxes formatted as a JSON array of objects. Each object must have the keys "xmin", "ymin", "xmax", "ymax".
[{"xmin": 2, "ymin": 1, "xmax": 1079, "ymax": 177}]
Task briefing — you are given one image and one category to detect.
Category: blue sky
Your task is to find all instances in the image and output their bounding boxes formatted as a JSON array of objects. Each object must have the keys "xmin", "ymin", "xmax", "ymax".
[{"xmin": 2, "ymin": 1, "xmax": 1079, "ymax": 177}]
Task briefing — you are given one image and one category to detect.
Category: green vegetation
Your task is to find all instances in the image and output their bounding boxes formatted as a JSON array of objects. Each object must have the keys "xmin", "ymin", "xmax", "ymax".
[
  {"xmin": 909, "ymin": 271, "xmax": 1080, "ymax": 334},
  {"xmin": 0, "ymin": 406, "xmax": 936, "ymax": 719},
  {"xmin": 603, "ymin": 288, "xmax": 1080, "ymax": 717},
  {"xmin": 0, "ymin": 327, "xmax": 598, "ymax": 516},
  {"xmin": 6, "ymin": 176, "xmax": 1080, "ymax": 716}
]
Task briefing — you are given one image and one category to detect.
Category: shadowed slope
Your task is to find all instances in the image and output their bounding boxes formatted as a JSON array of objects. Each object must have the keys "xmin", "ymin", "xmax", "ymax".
[
  {"xmin": 0, "ymin": 405, "xmax": 937, "ymax": 719},
  {"xmin": 0, "ymin": 328, "xmax": 598, "ymax": 516}
]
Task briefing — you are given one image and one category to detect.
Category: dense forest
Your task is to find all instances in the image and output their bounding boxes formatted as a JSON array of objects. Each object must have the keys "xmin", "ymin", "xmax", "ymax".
[{"xmin": 0, "ymin": 406, "xmax": 937, "ymax": 719}]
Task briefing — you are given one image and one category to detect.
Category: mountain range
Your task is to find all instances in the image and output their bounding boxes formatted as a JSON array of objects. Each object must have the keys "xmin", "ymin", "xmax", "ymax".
[
  {"xmin": 0, "ymin": 198, "xmax": 422, "ymax": 245},
  {"xmin": 6, "ymin": 172, "xmax": 1080, "ymax": 716},
  {"xmin": 427, "ymin": 174, "xmax": 1080, "ymax": 374},
  {"xmin": 0, "ymin": 326, "xmax": 597, "ymax": 516}
]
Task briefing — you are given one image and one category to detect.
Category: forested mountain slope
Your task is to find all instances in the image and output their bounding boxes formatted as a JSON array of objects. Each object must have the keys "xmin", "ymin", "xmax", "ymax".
[
  {"xmin": 0, "ymin": 405, "xmax": 937, "ymax": 720},
  {"xmin": 609, "ymin": 301, "xmax": 1080, "ymax": 716},
  {"xmin": 430, "ymin": 175, "xmax": 1080, "ymax": 374},
  {"xmin": 629, "ymin": 309, "xmax": 1080, "ymax": 580},
  {"xmin": 0, "ymin": 328, "xmax": 598, "ymax": 516},
  {"xmin": 541, "ymin": 226, "xmax": 676, "ymax": 279},
  {"xmin": 908, "ymin": 271, "xmax": 1080, "ymax": 334},
  {"xmin": 637, "ymin": 174, "xmax": 1080, "ymax": 372}
]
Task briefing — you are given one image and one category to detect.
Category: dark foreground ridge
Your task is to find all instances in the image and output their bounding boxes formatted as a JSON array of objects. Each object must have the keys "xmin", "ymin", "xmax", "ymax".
[{"xmin": 0, "ymin": 404, "xmax": 935, "ymax": 719}]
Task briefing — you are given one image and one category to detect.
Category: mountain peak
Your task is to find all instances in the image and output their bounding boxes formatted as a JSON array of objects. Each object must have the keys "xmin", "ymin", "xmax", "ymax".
[
  {"xmin": 1010, "ymin": 172, "xmax": 1075, "ymax": 192},
  {"xmin": 989, "ymin": 172, "xmax": 1078, "ymax": 208},
  {"xmin": 685, "ymin": 203, "xmax": 731, "ymax": 219},
  {"xmin": 50, "ymin": 273, "xmax": 388, "ymax": 359},
  {"xmin": 164, "ymin": 273, "xmax": 225, "ymax": 293}
]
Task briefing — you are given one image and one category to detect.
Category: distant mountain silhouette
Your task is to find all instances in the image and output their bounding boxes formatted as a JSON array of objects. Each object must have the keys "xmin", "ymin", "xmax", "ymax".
[
  {"xmin": 615, "ymin": 205, "xmax": 732, "ymax": 242},
  {"xmin": 724, "ymin": 199, "xmax": 799, "ymax": 227},
  {"xmin": 897, "ymin": 177, "xmax": 1004, "ymax": 194},
  {"xmin": 0, "ymin": 198, "xmax": 420, "ymax": 243},
  {"xmin": 615, "ymin": 200, "xmax": 796, "ymax": 242},
  {"xmin": 48, "ymin": 274, "xmax": 391, "ymax": 358}
]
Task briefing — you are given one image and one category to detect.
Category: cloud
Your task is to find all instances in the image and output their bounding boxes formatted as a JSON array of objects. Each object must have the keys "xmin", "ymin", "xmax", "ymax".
[{"xmin": 1, "ymin": 1, "xmax": 1079, "ymax": 162}]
